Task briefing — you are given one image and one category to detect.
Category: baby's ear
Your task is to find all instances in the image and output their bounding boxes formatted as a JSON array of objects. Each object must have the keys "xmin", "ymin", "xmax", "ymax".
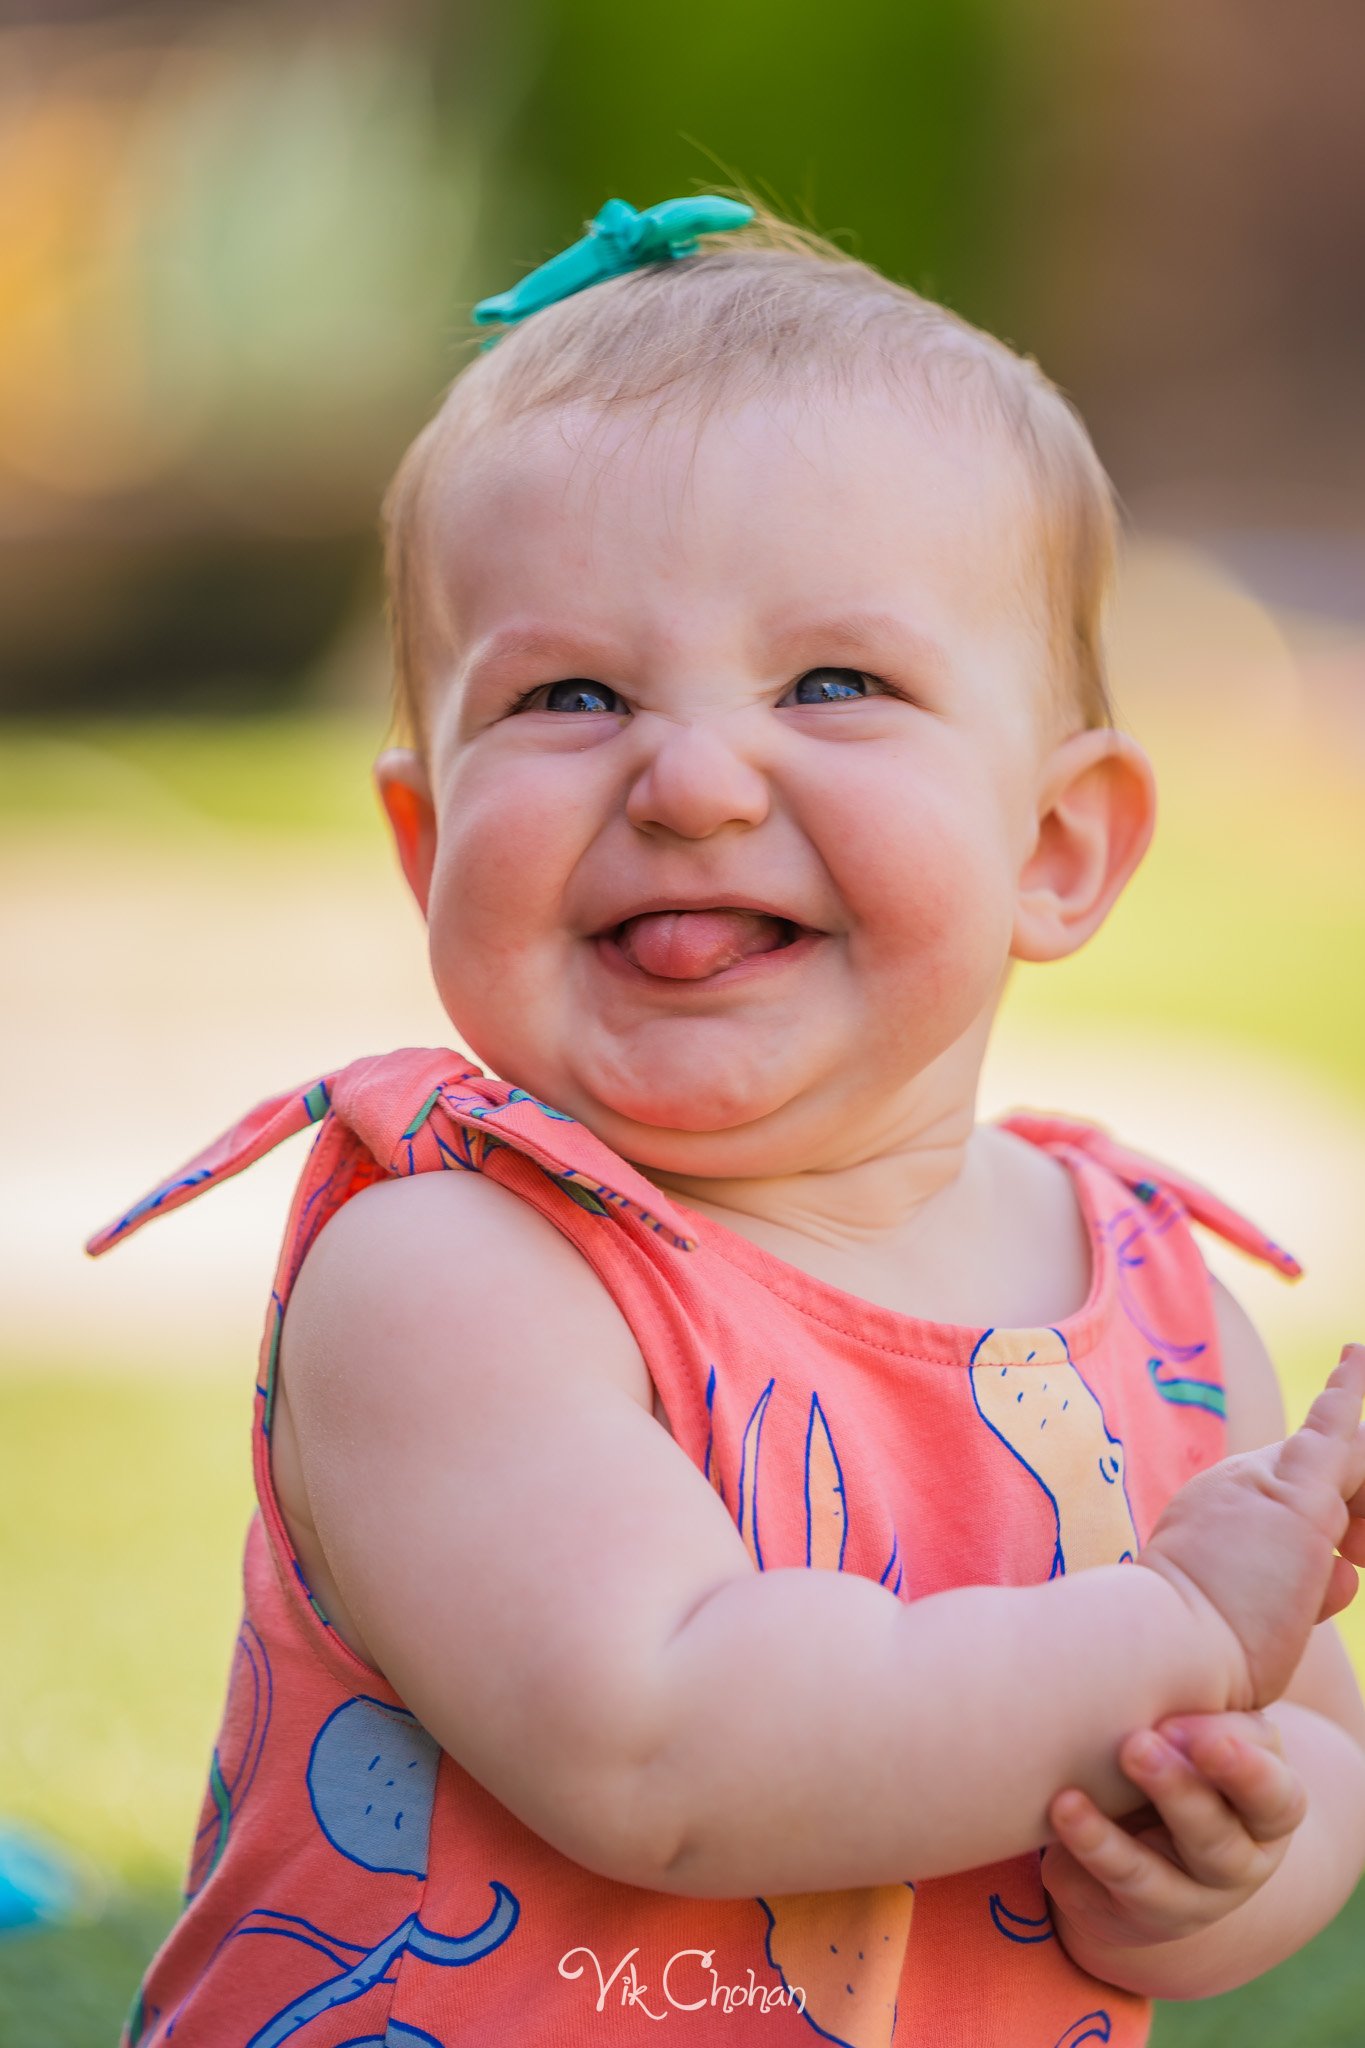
[
  {"xmin": 1010, "ymin": 728, "xmax": 1156, "ymax": 963},
  {"xmin": 374, "ymin": 748, "xmax": 438, "ymax": 918}
]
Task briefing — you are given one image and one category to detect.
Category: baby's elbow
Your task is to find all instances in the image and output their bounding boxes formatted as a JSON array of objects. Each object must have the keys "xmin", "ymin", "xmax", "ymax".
[
  {"xmin": 477, "ymin": 1657, "xmax": 687, "ymax": 1892},
  {"xmin": 526, "ymin": 1741, "xmax": 687, "ymax": 1895}
]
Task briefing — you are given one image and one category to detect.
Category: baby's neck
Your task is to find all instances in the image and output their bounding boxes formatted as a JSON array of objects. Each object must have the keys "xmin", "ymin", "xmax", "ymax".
[
  {"xmin": 646, "ymin": 1102, "xmax": 978, "ymax": 1263},
  {"xmin": 640, "ymin": 1104, "xmax": 1093, "ymax": 1333}
]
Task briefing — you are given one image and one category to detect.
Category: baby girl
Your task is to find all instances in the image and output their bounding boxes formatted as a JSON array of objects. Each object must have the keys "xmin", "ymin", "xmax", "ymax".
[{"xmin": 91, "ymin": 197, "xmax": 1365, "ymax": 2048}]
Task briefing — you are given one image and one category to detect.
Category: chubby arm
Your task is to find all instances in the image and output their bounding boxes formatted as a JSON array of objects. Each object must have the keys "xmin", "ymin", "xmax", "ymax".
[
  {"xmin": 1048, "ymin": 1277, "xmax": 1365, "ymax": 1997},
  {"xmin": 281, "ymin": 1169, "xmax": 1264, "ymax": 1899}
]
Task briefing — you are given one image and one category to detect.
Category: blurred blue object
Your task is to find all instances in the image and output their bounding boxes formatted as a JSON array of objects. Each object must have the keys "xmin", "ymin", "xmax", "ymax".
[{"xmin": 0, "ymin": 1823, "xmax": 84, "ymax": 1934}]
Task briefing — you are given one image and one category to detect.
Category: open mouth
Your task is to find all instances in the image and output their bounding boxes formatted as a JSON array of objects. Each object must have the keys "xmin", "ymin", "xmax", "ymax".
[{"xmin": 601, "ymin": 907, "xmax": 812, "ymax": 983}]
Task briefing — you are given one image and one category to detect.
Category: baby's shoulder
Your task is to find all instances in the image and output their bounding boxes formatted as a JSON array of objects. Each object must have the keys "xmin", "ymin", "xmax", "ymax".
[
  {"xmin": 286, "ymin": 1162, "xmax": 627, "ymax": 1309},
  {"xmin": 282, "ymin": 1166, "xmax": 655, "ymax": 1411}
]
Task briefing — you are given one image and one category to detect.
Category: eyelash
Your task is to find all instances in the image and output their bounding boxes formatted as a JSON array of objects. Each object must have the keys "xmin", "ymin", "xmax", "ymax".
[{"xmin": 504, "ymin": 669, "xmax": 893, "ymax": 715}]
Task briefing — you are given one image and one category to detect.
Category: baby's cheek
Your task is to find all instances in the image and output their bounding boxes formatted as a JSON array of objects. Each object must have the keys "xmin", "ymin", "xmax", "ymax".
[
  {"xmin": 422, "ymin": 860, "xmax": 520, "ymax": 1041},
  {"xmin": 865, "ymin": 830, "xmax": 1015, "ymax": 984}
]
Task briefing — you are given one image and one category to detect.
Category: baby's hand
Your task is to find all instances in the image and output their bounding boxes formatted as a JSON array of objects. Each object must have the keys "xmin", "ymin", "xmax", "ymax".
[
  {"xmin": 1042, "ymin": 1711, "xmax": 1307, "ymax": 1955},
  {"xmin": 1137, "ymin": 1344, "xmax": 1365, "ymax": 1712}
]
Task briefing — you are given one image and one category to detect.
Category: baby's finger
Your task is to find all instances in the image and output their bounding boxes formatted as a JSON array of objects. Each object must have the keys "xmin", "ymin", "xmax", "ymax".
[
  {"xmin": 1160, "ymin": 1726, "xmax": 1307, "ymax": 1845},
  {"xmin": 1159, "ymin": 1710, "xmax": 1282, "ymax": 1762},
  {"xmin": 1119, "ymin": 1734, "xmax": 1267, "ymax": 1889},
  {"xmin": 1048, "ymin": 1788, "xmax": 1204, "ymax": 1928},
  {"xmin": 1317, "ymin": 1553, "xmax": 1360, "ymax": 1624},
  {"xmin": 1276, "ymin": 1401, "xmax": 1365, "ymax": 1508},
  {"xmin": 1295, "ymin": 1347, "xmax": 1365, "ymax": 1449}
]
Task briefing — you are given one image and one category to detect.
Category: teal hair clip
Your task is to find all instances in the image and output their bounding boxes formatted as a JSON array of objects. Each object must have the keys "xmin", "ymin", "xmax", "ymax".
[{"xmin": 472, "ymin": 194, "xmax": 755, "ymax": 332}]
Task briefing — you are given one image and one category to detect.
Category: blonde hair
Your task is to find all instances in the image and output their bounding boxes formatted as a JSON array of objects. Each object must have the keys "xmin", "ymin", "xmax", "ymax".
[{"xmin": 381, "ymin": 205, "xmax": 1119, "ymax": 753}]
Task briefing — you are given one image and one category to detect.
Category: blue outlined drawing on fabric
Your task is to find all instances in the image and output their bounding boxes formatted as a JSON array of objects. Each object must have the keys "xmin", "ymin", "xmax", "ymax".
[
  {"xmin": 550, "ymin": 1173, "xmax": 612, "ymax": 1217},
  {"xmin": 804, "ymin": 1392, "xmax": 849, "ymax": 1570},
  {"xmin": 165, "ymin": 1699, "xmax": 523, "ymax": 2047},
  {"xmin": 308, "ymin": 1700, "xmax": 438, "ymax": 1878},
  {"xmin": 187, "ymin": 1622, "xmax": 273, "ymax": 1901},
  {"xmin": 505, "ymin": 1087, "xmax": 575, "ymax": 1121},
  {"xmin": 337, "ymin": 2026, "xmax": 447, "ymax": 2047},
  {"xmin": 152, "ymin": 1887, "xmax": 517, "ymax": 2046},
  {"xmin": 1053, "ymin": 2013, "xmax": 1111, "ymax": 2048},
  {"xmin": 154, "ymin": 1690, "xmax": 522, "ymax": 2043},
  {"xmin": 1147, "ymin": 1356, "xmax": 1227, "ymax": 1418},
  {"xmin": 436, "ymin": 1085, "xmax": 569, "ymax": 1125},
  {"xmin": 988, "ymin": 1891, "xmax": 1056, "ymax": 1944},
  {"xmin": 260, "ymin": 1291, "xmax": 285, "ymax": 1436},
  {"xmin": 238, "ymin": 1892, "xmax": 520, "ymax": 2048},
  {"xmin": 1105, "ymin": 1197, "xmax": 1208, "ymax": 1366},
  {"xmin": 123, "ymin": 1980, "xmax": 155, "ymax": 2047},
  {"xmin": 737, "ymin": 1378, "xmax": 776, "ymax": 1569},
  {"xmin": 758, "ymin": 1882, "xmax": 913, "ymax": 2048},
  {"xmin": 878, "ymin": 1527, "xmax": 903, "ymax": 1596},
  {"xmin": 104, "ymin": 1169, "xmax": 214, "ymax": 1242},
  {"xmin": 969, "ymin": 1328, "xmax": 1139, "ymax": 1575},
  {"xmin": 702, "ymin": 1363, "xmax": 726, "ymax": 1507}
]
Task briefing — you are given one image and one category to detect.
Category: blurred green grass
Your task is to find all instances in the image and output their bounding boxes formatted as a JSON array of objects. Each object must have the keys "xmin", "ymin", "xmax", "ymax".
[
  {"xmin": 0, "ymin": 1371, "xmax": 252, "ymax": 2042},
  {"xmin": 0, "ymin": 715, "xmax": 386, "ymax": 839},
  {"xmin": 4, "ymin": 711, "xmax": 1363, "ymax": 2041}
]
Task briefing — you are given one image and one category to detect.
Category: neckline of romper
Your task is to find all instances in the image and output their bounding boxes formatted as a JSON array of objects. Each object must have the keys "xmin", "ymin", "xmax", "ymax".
[{"xmin": 665, "ymin": 1133, "xmax": 1112, "ymax": 1367}]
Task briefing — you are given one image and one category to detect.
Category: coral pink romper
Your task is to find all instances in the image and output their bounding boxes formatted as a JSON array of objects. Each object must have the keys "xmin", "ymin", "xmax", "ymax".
[{"xmin": 89, "ymin": 1046, "xmax": 1301, "ymax": 2048}]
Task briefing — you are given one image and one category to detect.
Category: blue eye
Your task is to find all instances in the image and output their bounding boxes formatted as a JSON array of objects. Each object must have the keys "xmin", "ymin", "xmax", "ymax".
[
  {"xmin": 787, "ymin": 668, "xmax": 874, "ymax": 704},
  {"xmin": 544, "ymin": 679, "xmax": 630, "ymax": 712}
]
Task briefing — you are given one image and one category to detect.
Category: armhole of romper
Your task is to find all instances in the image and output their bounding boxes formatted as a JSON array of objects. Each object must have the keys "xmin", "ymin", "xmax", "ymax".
[
  {"xmin": 470, "ymin": 1138, "xmax": 710, "ymax": 1453},
  {"xmin": 250, "ymin": 1116, "xmax": 407, "ymax": 1700},
  {"xmin": 250, "ymin": 1113, "xmax": 702, "ymax": 1693},
  {"xmin": 1096, "ymin": 1156, "xmax": 1234, "ymax": 1432}
]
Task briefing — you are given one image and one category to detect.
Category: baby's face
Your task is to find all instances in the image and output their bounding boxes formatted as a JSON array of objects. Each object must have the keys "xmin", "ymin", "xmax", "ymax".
[{"xmin": 388, "ymin": 389, "xmax": 1084, "ymax": 1176}]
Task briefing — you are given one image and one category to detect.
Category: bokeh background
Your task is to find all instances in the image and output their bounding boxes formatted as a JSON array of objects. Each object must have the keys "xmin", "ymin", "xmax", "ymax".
[{"xmin": 2, "ymin": 2, "xmax": 1363, "ymax": 2041}]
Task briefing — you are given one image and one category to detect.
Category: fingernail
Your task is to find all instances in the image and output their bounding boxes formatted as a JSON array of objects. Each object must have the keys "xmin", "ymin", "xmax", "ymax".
[
  {"xmin": 1130, "ymin": 1732, "xmax": 1167, "ymax": 1770},
  {"xmin": 1160, "ymin": 1721, "xmax": 1192, "ymax": 1754},
  {"xmin": 1054, "ymin": 1790, "xmax": 1089, "ymax": 1826}
]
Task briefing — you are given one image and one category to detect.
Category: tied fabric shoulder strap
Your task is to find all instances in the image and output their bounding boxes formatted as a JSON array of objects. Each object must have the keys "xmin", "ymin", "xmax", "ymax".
[{"xmin": 86, "ymin": 1046, "xmax": 700, "ymax": 1260}]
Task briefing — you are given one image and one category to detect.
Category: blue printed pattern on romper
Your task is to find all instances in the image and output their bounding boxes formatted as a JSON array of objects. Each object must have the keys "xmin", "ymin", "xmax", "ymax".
[
  {"xmin": 805, "ymin": 1393, "xmax": 849, "ymax": 1570},
  {"xmin": 154, "ymin": 1697, "xmax": 519, "ymax": 2047},
  {"xmin": 988, "ymin": 1892, "xmax": 1056, "ymax": 1945},
  {"xmin": 702, "ymin": 1356, "xmax": 919, "ymax": 2047},
  {"xmin": 186, "ymin": 1622, "xmax": 273, "ymax": 1901},
  {"xmin": 737, "ymin": 1378, "xmax": 776, "ymax": 1569},
  {"xmin": 968, "ymin": 1327, "xmax": 1139, "ymax": 1576},
  {"xmin": 1102, "ymin": 1181, "xmax": 1228, "ymax": 1417},
  {"xmin": 1054, "ymin": 2016, "xmax": 1113, "ymax": 2048}
]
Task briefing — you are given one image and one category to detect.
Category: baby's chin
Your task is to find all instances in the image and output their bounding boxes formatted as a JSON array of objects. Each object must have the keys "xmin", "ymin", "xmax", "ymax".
[
  {"xmin": 454, "ymin": 1024, "xmax": 812, "ymax": 1163},
  {"xmin": 551, "ymin": 1083, "xmax": 791, "ymax": 1171},
  {"xmin": 545, "ymin": 1059, "xmax": 854, "ymax": 1185}
]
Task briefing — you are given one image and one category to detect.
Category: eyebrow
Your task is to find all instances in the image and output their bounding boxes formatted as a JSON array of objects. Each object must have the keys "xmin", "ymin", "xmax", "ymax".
[
  {"xmin": 760, "ymin": 609, "xmax": 954, "ymax": 679},
  {"xmin": 457, "ymin": 608, "xmax": 954, "ymax": 697},
  {"xmin": 459, "ymin": 625, "xmax": 621, "ymax": 699}
]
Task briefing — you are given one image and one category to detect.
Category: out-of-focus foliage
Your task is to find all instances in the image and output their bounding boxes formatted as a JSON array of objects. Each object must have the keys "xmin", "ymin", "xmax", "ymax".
[
  {"xmin": 493, "ymin": 0, "xmax": 1031, "ymax": 329},
  {"xmin": 4, "ymin": 0, "xmax": 1362, "ymax": 711},
  {"xmin": 0, "ymin": 2, "xmax": 499, "ymax": 708}
]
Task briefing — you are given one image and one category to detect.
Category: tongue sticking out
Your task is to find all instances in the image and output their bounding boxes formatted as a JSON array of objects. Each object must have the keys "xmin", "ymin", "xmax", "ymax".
[{"xmin": 615, "ymin": 909, "xmax": 793, "ymax": 981}]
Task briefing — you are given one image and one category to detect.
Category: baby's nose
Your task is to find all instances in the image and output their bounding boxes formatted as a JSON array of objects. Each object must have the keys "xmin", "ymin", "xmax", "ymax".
[{"xmin": 624, "ymin": 715, "xmax": 771, "ymax": 840}]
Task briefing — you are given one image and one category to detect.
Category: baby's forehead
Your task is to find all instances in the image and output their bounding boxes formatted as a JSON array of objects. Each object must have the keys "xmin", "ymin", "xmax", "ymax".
[{"xmin": 408, "ymin": 385, "xmax": 1057, "ymax": 728}]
